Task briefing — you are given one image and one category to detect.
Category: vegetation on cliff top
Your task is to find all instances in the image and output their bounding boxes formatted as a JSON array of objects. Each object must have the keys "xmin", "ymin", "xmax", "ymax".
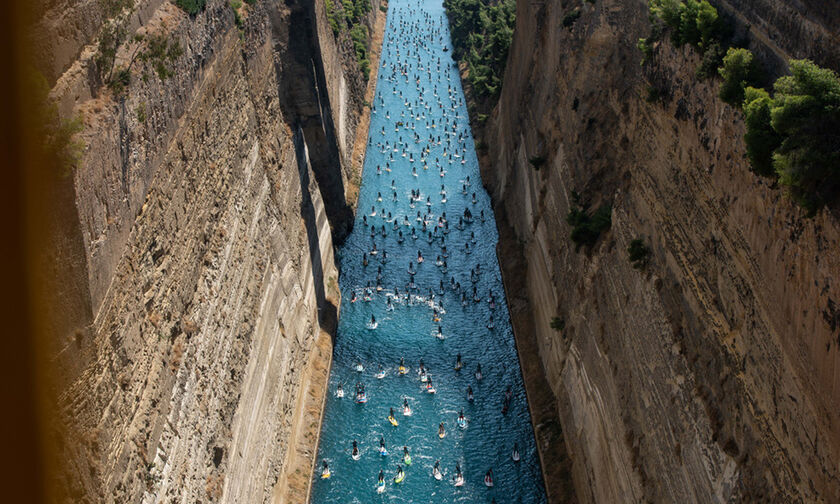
[
  {"xmin": 29, "ymin": 70, "xmax": 84, "ymax": 176},
  {"xmin": 443, "ymin": 0, "xmax": 515, "ymax": 103},
  {"xmin": 94, "ymin": 0, "xmax": 183, "ymax": 95},
  {"xmin": 325, "ymin": 0, "xmax": 374, "ymax": 79},
  {"xmin": 641, "ymin": 0, "xmax": 840, "ymax": 215},
  {"xmin": 761, "ymin": 61, "xmax": 840, "ymax": 213}
]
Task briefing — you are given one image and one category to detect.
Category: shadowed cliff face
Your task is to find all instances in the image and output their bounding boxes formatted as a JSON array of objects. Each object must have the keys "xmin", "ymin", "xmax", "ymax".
[
  {"xmin": 482, "ymin": 0, "xmax": 840, "ymax": 501},
  {"xmin": 35, "ymin": 0, "xmax": 379, "ymax": 502}
]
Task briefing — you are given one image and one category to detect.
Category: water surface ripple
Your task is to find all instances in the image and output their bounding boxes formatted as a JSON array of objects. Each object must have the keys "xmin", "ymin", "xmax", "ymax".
[{"xmin": 312, "ymin": 1, "xmax": 547, "ymax": 501}]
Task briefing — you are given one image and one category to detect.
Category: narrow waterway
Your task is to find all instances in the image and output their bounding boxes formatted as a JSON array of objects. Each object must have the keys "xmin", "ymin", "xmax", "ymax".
[{"xmin": 311, "ymin": 0, "xmax": 547, "ymax": 501}]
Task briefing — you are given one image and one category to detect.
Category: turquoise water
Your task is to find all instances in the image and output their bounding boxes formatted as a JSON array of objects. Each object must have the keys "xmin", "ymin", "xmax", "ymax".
[{"xmin": 311, "ymin": 0, "xmax": 547, "ymax": 502}]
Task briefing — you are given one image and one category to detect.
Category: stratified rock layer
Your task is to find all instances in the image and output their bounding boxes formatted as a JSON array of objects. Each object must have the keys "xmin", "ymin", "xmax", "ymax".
[
  {"xmin": 37, "ymin": 0, "xmax": 381, "ymax": 502},
  {"xmin": 483, "ymin": 0, "xmax": 840, "ymax": 502}
]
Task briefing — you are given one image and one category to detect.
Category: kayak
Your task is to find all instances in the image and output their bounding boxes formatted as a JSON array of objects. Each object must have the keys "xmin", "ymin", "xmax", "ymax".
[
  {"xmin": 321, "ymin": 470, "xmax": 331, "ymax": 479},
  {"xmin": 388, "ymin": 415, "xmax": 399, "ymax": 426},
  {"xmin": 394, "ymin": 472, "xmax": 405, "ymax": 484}
]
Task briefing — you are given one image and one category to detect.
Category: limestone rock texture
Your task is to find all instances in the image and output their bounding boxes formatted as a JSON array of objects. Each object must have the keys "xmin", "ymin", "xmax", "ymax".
[
  {"xmin": 482, "ymin": 0, "xmax": 840, "ymax": 502},
  {"xmin": 35, "ymin": 0, "xmax": 379, "ymax": 502}
]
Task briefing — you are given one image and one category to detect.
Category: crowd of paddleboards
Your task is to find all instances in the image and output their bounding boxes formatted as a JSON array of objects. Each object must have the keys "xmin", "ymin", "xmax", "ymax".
[
  {"xmin": 323, "ymin": 356, "xmax": 521, "ymax": 494},
  {"xmin": 316, "ymin": 1, "xmax": 541, "ymax": 500}
]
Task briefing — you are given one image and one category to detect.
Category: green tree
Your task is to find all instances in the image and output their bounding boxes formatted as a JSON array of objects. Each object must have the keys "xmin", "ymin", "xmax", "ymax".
[
  {"xmin": 678, "ymin": 0, "xmax": 701, "ymax": 46},
  {"xmin": 649, "ymin": 0, "xmax": 682, "ymax": 34},
  {"xmin": 695, "ymin": 0, "xmax": 720, "ymax": 48},
  {"xmin": 718, "ymin": 47, "xmax": 763, "ymax": 106},
  {"xmin": 771, "ymin": 60, "xmax": 840, "ymax": 213},
  {"xmin": 174, "ymin": 0, "xmax": 206, "ymax": 15},
  {"xmin": 742, "ymin": 86, "xmax": 782, "ymax": 178}
]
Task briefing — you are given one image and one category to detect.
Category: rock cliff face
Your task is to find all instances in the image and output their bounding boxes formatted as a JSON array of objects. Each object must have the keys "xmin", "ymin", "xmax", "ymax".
[
  {"xmin": 482, "ymin": 0, "xmax": 840, "ymax": 502},
  {"xmin": 36, "ymin": 0, "xmax": 381, "ymax": 502}
]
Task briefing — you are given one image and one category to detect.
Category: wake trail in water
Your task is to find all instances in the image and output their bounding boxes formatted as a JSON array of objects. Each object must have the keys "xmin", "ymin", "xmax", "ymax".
[{"xmin": 312, "ymin": 0, "xmax": 547, "ymax": 502}]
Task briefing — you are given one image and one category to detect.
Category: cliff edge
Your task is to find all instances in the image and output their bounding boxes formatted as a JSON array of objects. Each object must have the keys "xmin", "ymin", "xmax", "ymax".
[{"xmin": 482, "ymin": 0, "xmax": 840, "ymax": 501}]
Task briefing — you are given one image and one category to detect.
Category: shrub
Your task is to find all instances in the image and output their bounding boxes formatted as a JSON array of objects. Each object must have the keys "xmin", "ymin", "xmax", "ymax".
[
  {"xmin": 325, "ymin": 0, "xmax": 343, "ymax": 35},
  {"xmin": 677, "ymin": 0, "xmax": 701, "ymax": 46},
  {"xmin": 230, "ymin": 0, "xmax": 243, "ymax": 27},
  {"xmin": 136, "ymin": 101, "xmax": 146, "ymax": 123},
  {"xmin": 349, "ymin": 23, "xmax": 370, "ymax": 78},
  {"xmin": 550, "ymin": 317, "xmax": 565, "ymax": 331},
  {"xmin": 562, "ymin": 9, "xmax": 581, "ymax": 28},
  {"xmin": 695, "ymin": 0, "xmax": 720, "ymax": 48},
  {"xmin": 108, "ymin": 66, "xmax": 131, "ymax": 94},
  {"xmin": 140, "ymin": 34, "xmax": 183, "ymax": 80},
  {"xmin": 444, "ymin": 0, "xmax": 515, "ymax": 104},
  {"xmin": 771, "ymin": 60, "xmax": 840, "ymax": 213},
  {"xmin": 645, "ymin": 85, "xmax": 661, "ymax": 103},
  {"xmin": 175, "ymin": 0, "xmax": 206, "ymax": 15},
  {"xmin": 695, "ymin": 41, "xmax": 724, "ymax": 80},
  {"xmin": 649, "ymin": 0, "xmax": 722, "ymax": 49},
  {"xmin": 627, "ymin": 238, "xmax": 651, "ymax": 269},
  {"xmin": 100, "ymin": 0, "xmax": 135, "ymax": 17},
  {"xmin": 718, "ymin": 47, "xmax": 763, "ymax": 105},
  {"xmin": 567, "ymin": 201, "xmax": 611, "ymax": 250},
  {"xmin": 528, "ymin": 155, "xmax": 546, "ymax": 170},
  {"xmin": 637, "ymin": 37, "xmax": 653, "ymax": 64},
  {"xmin": 94, "ymin": 21, "xmax": 126, "ymax": 82},
  {"xmin": 28, "ymin": 69, "xmax": 84, "ymax": 176},
  {"xmin": 742, "ymin": 87, "xmax": 780, "ymax": 178}
]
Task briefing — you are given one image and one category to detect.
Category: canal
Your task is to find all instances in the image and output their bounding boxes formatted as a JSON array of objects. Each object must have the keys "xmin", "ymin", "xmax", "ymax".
[{"xmin": 311, "ymin": 0, "xmax": 547, "ymax": 501}]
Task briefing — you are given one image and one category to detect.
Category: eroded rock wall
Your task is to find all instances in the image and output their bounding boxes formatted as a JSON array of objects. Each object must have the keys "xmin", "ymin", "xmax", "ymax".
[
  {"xmin": 483, "ymin": 0, "xmax": 840, "ymax": 501},
  {"xmin": 38, "ymin": 0, "xmax": 377, "ymax": 502}
]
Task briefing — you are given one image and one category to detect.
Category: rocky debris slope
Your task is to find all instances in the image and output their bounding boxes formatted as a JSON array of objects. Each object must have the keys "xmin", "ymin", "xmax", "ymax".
[
  {"xmin": 482, "ymin": 0, "xmax": 840, "ymax": 501},
  {"xmin": 36, "ymin": 0, "xmax": 379, "ymax": 502}
]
